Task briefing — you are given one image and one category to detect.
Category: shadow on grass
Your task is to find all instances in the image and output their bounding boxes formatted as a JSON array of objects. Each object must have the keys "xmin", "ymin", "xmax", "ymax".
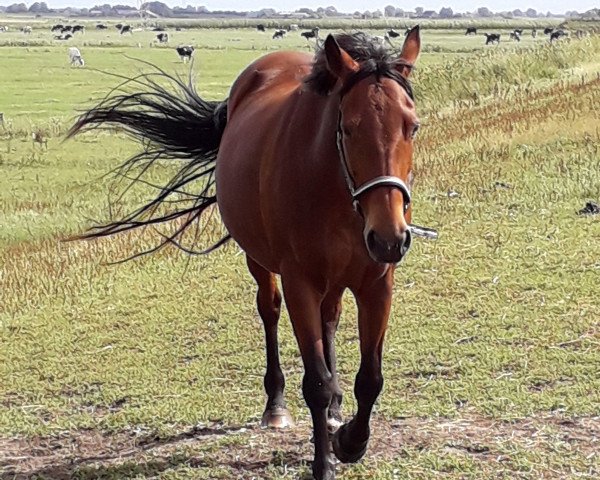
[{"xmin": 1, "ymin": 424, "xmax": 312, "ymax": 480}]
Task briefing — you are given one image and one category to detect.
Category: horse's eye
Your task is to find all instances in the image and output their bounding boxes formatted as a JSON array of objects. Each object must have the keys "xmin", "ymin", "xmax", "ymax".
[{"xmin": 410, "ymin": 123, "xmax": 420, "ymax": 139}]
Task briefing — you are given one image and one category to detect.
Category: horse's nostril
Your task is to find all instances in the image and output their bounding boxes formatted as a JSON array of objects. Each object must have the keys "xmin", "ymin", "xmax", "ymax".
[{"xmin": 366, "ymin": 229, "xmax": 412, "ymax": 263}]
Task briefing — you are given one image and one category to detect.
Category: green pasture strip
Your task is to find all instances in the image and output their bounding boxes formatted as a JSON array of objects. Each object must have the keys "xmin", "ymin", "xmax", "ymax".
[{"xmin": 1, "ymin": 61, "xmax": 599, "ymax": 437}]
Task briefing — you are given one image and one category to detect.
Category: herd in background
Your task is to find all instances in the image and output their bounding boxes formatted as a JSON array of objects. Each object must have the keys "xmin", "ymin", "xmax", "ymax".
[{"xmin": 0, "ymin": 21, "xmax": 590, "ymax": 69}]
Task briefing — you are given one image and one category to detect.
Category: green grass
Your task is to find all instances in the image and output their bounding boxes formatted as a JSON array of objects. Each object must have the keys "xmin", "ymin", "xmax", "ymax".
[{"xmin": 1, "ymin": 23, "xmax": 599, "ymax": 479}]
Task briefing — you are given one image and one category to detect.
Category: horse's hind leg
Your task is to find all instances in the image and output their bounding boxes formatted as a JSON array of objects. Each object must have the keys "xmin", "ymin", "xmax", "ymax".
[
  {"xmin": 247, "ymin": 256, "xmax": 293, "ymax": 429},
  {"xmin": 321, "ymin": 289, "xmax": 344, "ymax": 430}
]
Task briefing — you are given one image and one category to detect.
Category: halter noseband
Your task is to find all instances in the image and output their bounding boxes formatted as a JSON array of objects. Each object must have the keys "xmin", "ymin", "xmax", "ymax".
[{"xmin": 335, "ymin": 69, "xmax": 412, "ymax": 213}]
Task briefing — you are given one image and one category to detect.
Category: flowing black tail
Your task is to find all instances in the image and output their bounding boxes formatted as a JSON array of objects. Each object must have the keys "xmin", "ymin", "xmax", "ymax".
[{"xmin": 68, "ymin": 67, "xmax": 230, "ymax": 259}]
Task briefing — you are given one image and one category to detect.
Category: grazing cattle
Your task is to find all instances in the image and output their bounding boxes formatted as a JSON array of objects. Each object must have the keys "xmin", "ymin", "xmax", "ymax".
[
  {"xmin": 176, "ymin": 45, "xmax": 194, "ymax": 63},
  {"xmin": 96, "ymin": 24, "xmax": 108, "ymax": 30},
  {"xmin": 465, "ymin": 27, "xmax": 477, "ymax": 35},
  {"xmin": 532, "ymin": 28, "xmax": 537, "ymax": 38},
  {"xmin": 152, "ymin": 27, "xmax": 165, "ymax": 31},
  {"xmin": 120, "ymin": 25, "xmax": 132, "ymax": 35},
  {"xmin": 61, "ymin": 26, "xmax": 72, "ymax": 33},
  {"xmin": 115, "ymin": 23, "xmax": 123, "ymax": 30},
  {"xmin": 72, "ymin": 25, "xmax": 85, "ymax": 34},
  {"xmin": 289, "ymin": 24, "xmax": 299, "ymax": 31},
  {"xmin": 509, "ymin": 31, "xmax": 521, "ymax": 42},
  {"xmin": 387, "ymin": 29, "xmax": 400, "ymax": 38},
  {"xmin": 21, "ymin": 26, "xmax": 32, "ymax": 34},
  {"xmin": 51, "ymin": 24, "xmax": 63, "ymax": 32},
  {"xmin": 301, "ymin": 27, "xmax": 319, "ymax": 40},
  {"xmin": 257, "ymin": 24, "xmax": 265, "ymax": 32},
  {"xmin": 0, "ymin": 26, "xmax": 8, "ymax": 32},
  {"xmin": 550, "ymin": 30, "xmax": 567, "ymax": 43},
  {"xmin": 484, "ymin": 33, "xmax": 501, "ymax": 45},
  {"xmin": 156, "ymin": 33, "xmax": 169, "ymax": 43},
  {"xmin": 55, "ymin": 33, "xmax": 73, "ymax": 41},
  {"xmin": 544, "ymin": 27, "xmax": 554, "ymax": 35},
  {"xmin": 68, "ymin": 47, "xmax": 84, "ymax": 67},
  {"xmin": 272, "ymin": 29, "xmax": 286, "ymax": 40},
  {"xmin": 513, "ymin": 29, "xmax": 523, "ymax": 36}
]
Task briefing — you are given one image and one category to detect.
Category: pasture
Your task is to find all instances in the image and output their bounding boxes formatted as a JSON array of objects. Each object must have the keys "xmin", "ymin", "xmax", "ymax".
[{"xmin": 1, "ymin": 17, "xmax": 599, "ymax": 479}]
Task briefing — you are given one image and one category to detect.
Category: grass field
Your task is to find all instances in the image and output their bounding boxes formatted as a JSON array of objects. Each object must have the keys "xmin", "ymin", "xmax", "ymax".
[{"xmin": 1, "ymin": 17, "xmax": 599, "ymax": 479}]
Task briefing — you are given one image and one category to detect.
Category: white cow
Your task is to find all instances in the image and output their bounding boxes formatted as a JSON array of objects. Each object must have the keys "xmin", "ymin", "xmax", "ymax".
[{"xmin": 68, "ymin": 47, "xmax": 85, "ymax": 67}]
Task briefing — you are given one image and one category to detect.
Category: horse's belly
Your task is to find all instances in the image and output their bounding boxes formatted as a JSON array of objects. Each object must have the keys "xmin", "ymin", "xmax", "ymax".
[{"xmin": 215, "ymin": 125, "xmax": 280, "ymax": 273}]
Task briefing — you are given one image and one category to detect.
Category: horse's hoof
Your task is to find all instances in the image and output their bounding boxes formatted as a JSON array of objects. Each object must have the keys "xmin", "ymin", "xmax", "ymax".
[
  {"xmin": 260, "ymin": 407, "xmax": 294, "ymax": 429},
  {"xmin": 332, "ymin": 424, "xmax": 367, "ymax": 464}
]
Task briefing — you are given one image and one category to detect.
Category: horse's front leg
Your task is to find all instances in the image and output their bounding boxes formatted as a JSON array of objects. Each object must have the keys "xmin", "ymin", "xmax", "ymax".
[
  {"xmin": 281, "ymin": 273, "xmax": 336, "ymax": 480},
  {"xmin": 332, "ymin": 270, "xmax": 393, "ymax": 463}
]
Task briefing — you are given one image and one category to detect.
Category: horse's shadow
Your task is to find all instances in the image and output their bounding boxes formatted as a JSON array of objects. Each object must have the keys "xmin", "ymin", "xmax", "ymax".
[{"xmin": 1, "ymin": 424, "xmax": 310, "ymax": 480}]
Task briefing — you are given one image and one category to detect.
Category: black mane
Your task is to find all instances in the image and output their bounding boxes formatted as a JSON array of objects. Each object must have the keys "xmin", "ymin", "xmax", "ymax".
[{"xmin": 304, "ymin": 32, "xmax": 414, "ymax": 98}]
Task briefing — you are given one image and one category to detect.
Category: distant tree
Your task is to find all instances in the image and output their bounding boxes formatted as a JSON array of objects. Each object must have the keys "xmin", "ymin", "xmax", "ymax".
[
  {"xmin": 372, "ymin": 9, "xmax": 383, "ymax": 18},
  {"xmin": 6, "ymin": 2, "xmax": 28, "ymax": 13},
  {"xmin": 384, "ymin": 5, "xmax": 395, "ymax": 17},
  {"xmin": 439, "ymin": 7, "xmax": 453, "ymax": 18},
  {"xmin": 395, "ymin": 8, "xmax": 405, "ymax": 17},
  {"xmin": 197, "ymin": 6, "xmax": 209, "ymax": 13},
  {"xmin": 28, "ymin": 2, "xmax": 50, "ymax": 13},
  {"xmin": 477, "ymin": 7, "xmax": 493, "ymax": 17},
  {"xmin": 362, "ymin": 10, "xmax": 372, "ymax": 19},
  {"xmin": 324, "ymin": 6, "xmax": 338, "ymax": 16},
  {"xmin": 526, "ymin": 8, "xmax": 537, "ymax": 17},
  {"xmin": 141, "ymin": 1, "xmax": 173, "ymax": 17},
  {"xmin": 415, "ymin": 7, "xmax": 424, "ymax": 16}
]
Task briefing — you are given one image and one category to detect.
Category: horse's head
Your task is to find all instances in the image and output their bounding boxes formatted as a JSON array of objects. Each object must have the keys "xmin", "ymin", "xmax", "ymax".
[{"xmin": 323, "ymin": 28, "xmax": 421, "ymax": 263}]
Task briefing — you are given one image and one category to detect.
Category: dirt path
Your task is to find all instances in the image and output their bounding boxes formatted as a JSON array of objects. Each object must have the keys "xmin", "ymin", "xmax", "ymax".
[{"xmin": 1, "ymin": 414, "xmax": 598, "ymax": 479}]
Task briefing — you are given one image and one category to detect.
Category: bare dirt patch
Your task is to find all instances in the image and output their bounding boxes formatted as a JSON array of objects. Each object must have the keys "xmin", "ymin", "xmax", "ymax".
[{"xmin": 1, "ymin": 414, "xmax": 598, "ymax": 479}]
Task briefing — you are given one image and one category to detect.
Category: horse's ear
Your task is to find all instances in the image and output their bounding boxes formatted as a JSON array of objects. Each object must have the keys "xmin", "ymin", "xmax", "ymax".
[
  {"xmin": 324, "ymin": 34, "xmax": 358, "ymax": 81},
  {"xmin": 397, "ymin": 26, "xmax": 420, "ymax": 77}
]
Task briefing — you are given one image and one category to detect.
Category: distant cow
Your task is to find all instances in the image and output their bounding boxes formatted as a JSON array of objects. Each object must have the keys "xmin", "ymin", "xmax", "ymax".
[
  {"xmin": 257, "ymin": 24, "xmax": 265, "ymax": 32},
  {"xmin": 0, "ymin": 26, "xmax": 8, "ymax": 32},
  {"xmin": 55, "ymin": 33, "xmax": 73, "ymax": 41},
  {"xmin": 96, "ymin": 24, "xmax": 108, "ymax": 30},
  {"xmin": 176, "ymin": 45, "xmax": 194, "ymax": 63},
  {"xmin": 61, "ymin": 26, "xmax": 72, "ymax": 34},
  {"xmin": 484, "ymin": 33, "xmax": 501, "ymax": 45},
  {"xmin": 120, "ymin": 25, "xmax": 132, "ymax": 35},
  {"xmin": 272, "ymin": 29, "xmax": 286, "ymax": 39},
  {"xmin": 68, "ymin": 47, "xmax": 84, "ymax": 67},
  {"xmin": 72, "ymin": 25, "xmax": 84, "ymax": 34},
  {"xmin": 51, "ymin": 24, "xmax": 63, "ymax": 32},
  {"xmin": 289, "ymin": 24, "xmax": 299, "ymax": 31},
  {"xmin": 301, "ymin": 27, "xmax": 319, "ymax": 40},
  {"xmin": 513, "ymin": 29, "xmax": 523, "ymax": 36},
  {"xmin": 115, "ymin": 23, "xmax": 123, "ymax": 30},
  {"xmin": 156, "ymin": 33, "xmax": 169, "ymax": 43},
  {"xmin": 509, "ymin": 31, "xmax": 521, "ymax": 42},
  {"xmin": 465, "ymin": 27, "xmax": 477, "ymax": 35},
  {"xmin": 152, "ymin": 27, "xmax": 165, "ymax": 31},
  {"xmin": 544, "ymin": 27, "xmax": 554, "ymax": 35},
  {"xmin": 550, "ymin": 30, "xmax": 567, "ymax": 43},
  {"xmin": 21, "ymin": 26, "xmax": 32, "ymax": 34},
  {"xmin": 387, "ymin": 29, "xmax": 400, "ymax": 38}
]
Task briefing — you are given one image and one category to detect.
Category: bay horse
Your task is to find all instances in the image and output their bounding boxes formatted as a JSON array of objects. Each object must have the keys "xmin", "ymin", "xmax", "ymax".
[{"xmin": 69, "ymin": 27, "xmax": 432, "ymax": 480}]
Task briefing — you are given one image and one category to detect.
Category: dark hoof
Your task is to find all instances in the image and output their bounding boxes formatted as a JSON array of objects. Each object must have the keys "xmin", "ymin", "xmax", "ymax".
[
  {"xmin": 260, "ymin": 407, "xmax": 294, "ymax": 429},
  {"xmin": 312, "ymin": 454, "xmax": 336, "ymax": 480},
  {"xmin": 332, "ymin": 424, "xmax": 367, "ymax": 464}
]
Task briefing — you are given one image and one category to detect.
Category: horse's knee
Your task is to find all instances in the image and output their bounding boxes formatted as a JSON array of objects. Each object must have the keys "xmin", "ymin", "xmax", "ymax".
[{"xmin": 303, "ymin": 370, "xmax": 334, "ymax": 410}]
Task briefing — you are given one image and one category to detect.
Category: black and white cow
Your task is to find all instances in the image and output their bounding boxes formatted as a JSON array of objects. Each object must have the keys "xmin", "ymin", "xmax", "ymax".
[
  {"xmin": 387, "ymin": 29, "xmax": 400, "ymax": 38},
  {"xmin": 484, "ymin": 33, "xmax": 501, "ymax": 45},
  {"xmin": 301, "ymin": 27, "xmax": 319, "ymax": 40},
  {"xmin": 257, "ymin": 24, "xmax": 266, "ymax": 32},
  {"xmin": 465, "ymin": 27, "xmax": 477, "ymax": 35},
  {"xmin": 272, "ymin": 29, "xmax": 286, "ymax": 40},
  {"xmin": 120, "ymin": 25, "xmax": 132, "ymax": 35},
  {"xmin": 72, "ymin": 25, "xmax": 85, "ymax": 34},
  {"xmin": 156, "ymin": 33, "xmax": 169, "ymax": 43},
  {"xmin": 96, "ymin": 24, "xmax": 108, "ymax": 30},
  {"xmin": 176, "ymin": 45, "xmax": 194, "ymax": 63},
  {"xmin": 51, "ymin": 24, "xmax": 64, "ymax": 32}
]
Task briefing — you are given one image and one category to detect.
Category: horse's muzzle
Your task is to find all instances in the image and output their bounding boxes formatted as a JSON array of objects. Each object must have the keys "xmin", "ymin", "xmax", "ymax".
[{"xmin": 365, "ymin": 228, "xmax": 412, "ymax": 263}]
